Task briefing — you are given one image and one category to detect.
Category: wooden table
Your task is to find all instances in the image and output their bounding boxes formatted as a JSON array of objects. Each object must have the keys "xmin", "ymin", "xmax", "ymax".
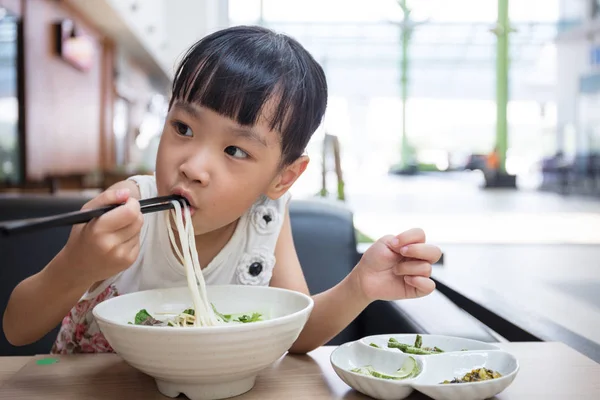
[{"xmin": 0, "ymin": 343, "xmax": 599, "ymax": 399}]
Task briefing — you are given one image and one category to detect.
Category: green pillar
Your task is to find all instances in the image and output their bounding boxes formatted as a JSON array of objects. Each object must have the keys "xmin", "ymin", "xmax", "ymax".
[
  {"xmin": 494, "ymin": 0, "xmax": 510, "ymax": 173},
  {"xmin": 399, "ymin": 0, "xmax": 412, "ymax": 168}
]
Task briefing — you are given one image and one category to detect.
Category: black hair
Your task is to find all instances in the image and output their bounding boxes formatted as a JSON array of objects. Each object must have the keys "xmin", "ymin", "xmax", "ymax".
[{"xmin": 170, "ymin": 25, "xmax": 328, "ymax": 166}]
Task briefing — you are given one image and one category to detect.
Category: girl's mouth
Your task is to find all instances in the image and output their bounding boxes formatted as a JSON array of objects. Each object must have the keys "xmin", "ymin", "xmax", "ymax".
[{"xmin": 171, "ymin": 188, "xmax": 197, "ymax": 216}]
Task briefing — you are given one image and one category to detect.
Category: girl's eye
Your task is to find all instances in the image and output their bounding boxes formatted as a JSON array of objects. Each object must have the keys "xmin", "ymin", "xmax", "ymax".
[
  {"xmin": 224, "ymin": 146, "xmax": 249, "ymax": 159},
  {"xmin": 173, "ymin": 122, "xmax": 193, "ymax": 137}
]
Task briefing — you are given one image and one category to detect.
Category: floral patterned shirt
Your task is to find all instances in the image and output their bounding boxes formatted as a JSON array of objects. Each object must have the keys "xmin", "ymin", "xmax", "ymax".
[{"xmin": 51, "ymin": 174, "xmax": 290, "ymax": 354}]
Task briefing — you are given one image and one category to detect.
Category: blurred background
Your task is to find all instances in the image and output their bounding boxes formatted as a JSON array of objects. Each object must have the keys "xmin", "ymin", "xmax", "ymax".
[{"xmin": 0, "ymin": 0, "xmax": 599, "ymax": 361}]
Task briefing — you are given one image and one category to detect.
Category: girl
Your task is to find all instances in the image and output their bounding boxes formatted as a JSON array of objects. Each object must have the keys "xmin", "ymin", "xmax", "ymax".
[{"xmin": 3, "ymin": 26, "xmax": 441, "ymax": 354}]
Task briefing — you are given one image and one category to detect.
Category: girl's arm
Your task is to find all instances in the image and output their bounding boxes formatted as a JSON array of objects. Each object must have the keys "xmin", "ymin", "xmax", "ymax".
[
  {"xmin": 3, "ymin": 180, "xmax": 142, "ymax": 346},
  {"xmin": 270, "ymin": 206, "xmax": 440, "ymax": 354},
  {"xmin": 3, "ymin": 249, "xmax": 96, "ymax": 346},
  {"xmin": 269, "ymin": 207, "xmax": 370, "ymax": 354}
]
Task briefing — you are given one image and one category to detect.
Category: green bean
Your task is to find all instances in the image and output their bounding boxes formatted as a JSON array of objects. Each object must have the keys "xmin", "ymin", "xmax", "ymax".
[
  {"xmin": 387, "ymin": 340, "xmax": 434, "ymax": 355},
  {"xmin": 414, "ymin": 334, "xmax": 423, "ymax": 349}
]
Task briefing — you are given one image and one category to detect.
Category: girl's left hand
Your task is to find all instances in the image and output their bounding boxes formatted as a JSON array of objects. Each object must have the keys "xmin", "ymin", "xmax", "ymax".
[{"xmin": 352, "ymin": 228, "xmax": 442, "ymax": 303}]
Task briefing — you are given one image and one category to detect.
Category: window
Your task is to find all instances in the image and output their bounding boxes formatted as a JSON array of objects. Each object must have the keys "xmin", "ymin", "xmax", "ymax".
[{"xmin": 0, "ymin": 9, "xmax": 21, "ymax": 184}]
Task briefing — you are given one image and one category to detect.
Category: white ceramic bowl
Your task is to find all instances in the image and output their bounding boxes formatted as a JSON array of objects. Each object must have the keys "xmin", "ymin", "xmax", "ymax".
[
  {"xmin": 92, "ymin": 285, "xmax": 313, "ymax": 400},
  {"xmin": 360, "ymin": 334, "xmax": 499, "ymax": 354},
  {"xmin": 331, "ymin": 339, "xmax": 519, "ymax": 400}
]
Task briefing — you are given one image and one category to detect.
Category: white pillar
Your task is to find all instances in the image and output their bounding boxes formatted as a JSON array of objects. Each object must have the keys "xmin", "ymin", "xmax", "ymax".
[{"xmin": 346, "ymin": 96, "xmax": 369, "ymax": 172}]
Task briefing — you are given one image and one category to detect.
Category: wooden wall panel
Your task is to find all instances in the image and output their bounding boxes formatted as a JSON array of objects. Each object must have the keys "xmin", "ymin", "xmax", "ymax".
[
  {"xmin": 22, "ymin": 0, "xmax": 104, "ymax": 181},
  {"xmin": 100, "ymin": 40, "xmax": 115, "ymax": 170}
]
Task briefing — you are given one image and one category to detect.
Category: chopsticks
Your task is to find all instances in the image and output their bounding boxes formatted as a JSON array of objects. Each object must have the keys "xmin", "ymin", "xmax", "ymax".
[{"xmin": 0, "ymin": 195, "xmax": 189, "ymax": 237}]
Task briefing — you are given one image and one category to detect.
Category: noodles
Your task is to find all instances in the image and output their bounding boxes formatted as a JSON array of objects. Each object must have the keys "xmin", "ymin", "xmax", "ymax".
[
  {"xmin": 165, "ymin": 200, "xmax": 219, "ymax": 326},
  {"xmin": 128, "ymin": 198, "xmax": 264, "ymax": 328}
]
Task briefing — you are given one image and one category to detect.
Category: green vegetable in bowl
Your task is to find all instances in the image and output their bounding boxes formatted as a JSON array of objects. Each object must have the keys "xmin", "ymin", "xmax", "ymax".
[
  {"xmin": 135, "ymin": 309, "xmax": 152, "ymax": 325},
  {"xmin": 211, "ymin": 304, "xmax": 232, "ymax": 322},
  {"xmin": 351, "ymin": 356, "xmax": 420, "ymax": 380},
  {"xmin": 130, "ymin": 305, "xmax": 264, "ymax": 327},
  {"xmin": 134, "ymin": 309, "xmax": 165, "ymax": 326},
  {"xmin": 387, "ymin": 335, "xmax": 445, "ymax": 355},
  {"xmin": 235, "ymin": 312, "xmax": 262, "ymax": 323}
]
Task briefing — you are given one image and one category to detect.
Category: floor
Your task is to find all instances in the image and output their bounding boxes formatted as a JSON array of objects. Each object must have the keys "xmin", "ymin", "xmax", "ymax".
[{"xmin": 345, "ymin": 171, "xmax": 600, "ymax": 244}]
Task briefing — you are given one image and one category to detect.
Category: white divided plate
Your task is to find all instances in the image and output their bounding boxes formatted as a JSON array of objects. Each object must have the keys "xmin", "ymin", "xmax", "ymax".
[
  {"xmin": 360, "ymin": 334, "xmax": 499, "ymax": 355},
  {"xmin": 331, "ymin": 341, "xmax": 421, "ymax": 400},
  {"xmin": 411, "ymin": 351, "xmax": 519, "ymax": 400},
  {"xmin": 331, "ymin": 339, "xmax": 519, "ymax": 400}
]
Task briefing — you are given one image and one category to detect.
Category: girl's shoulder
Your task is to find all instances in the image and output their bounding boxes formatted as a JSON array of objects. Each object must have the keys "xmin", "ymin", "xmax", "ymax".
[
  {"xmin": 126, "ymin": 174, "xmax": 158, "ymax": 199},
  {"xmin": 246, "ymin": 192, "xmax": 291, "ymax": 237}
]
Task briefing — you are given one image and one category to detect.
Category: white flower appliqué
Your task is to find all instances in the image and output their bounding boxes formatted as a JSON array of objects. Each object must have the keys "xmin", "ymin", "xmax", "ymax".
[
  {"xmin": 251, "ymin": 205, "xmax": 279, "ymax": 235},
  {"xmin": 235, "ymin": 249, "xmax": 275, "ymax": 286}
]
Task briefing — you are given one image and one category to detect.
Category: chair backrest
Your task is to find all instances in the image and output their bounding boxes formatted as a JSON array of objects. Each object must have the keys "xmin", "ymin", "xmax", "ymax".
[
  {"xmin": 289, "ymin": 197, "xmax": 361, "ymax": 344},
  {"xmin": 0, "ymin": 195, "xmax": 90, "ymax": 356}
]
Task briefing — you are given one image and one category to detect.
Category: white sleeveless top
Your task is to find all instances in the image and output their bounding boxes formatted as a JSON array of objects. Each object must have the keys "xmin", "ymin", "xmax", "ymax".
[{"xmin": 51, "ymin": 174, "xmax": 290, "ymax": 354}]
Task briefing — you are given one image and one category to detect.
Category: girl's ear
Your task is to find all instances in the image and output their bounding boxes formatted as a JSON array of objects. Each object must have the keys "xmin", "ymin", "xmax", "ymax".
[{"xmin": 265, "ymin": 156, "xmax": 309, "ymax": 200}]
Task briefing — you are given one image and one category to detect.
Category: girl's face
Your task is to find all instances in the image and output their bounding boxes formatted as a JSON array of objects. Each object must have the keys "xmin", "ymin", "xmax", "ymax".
[{"xmin": 155, "ymin": 101, "xmax": 305, "ymax": 235}]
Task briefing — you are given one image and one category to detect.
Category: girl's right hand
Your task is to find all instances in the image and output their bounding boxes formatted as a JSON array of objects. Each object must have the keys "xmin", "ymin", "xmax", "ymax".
[{"xmin": 61, "ymin": 188, "xmax": 144, "ymax": 286}]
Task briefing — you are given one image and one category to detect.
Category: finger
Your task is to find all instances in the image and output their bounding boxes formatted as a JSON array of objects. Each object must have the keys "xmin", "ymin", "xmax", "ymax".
[
  {"xmin": 399, "ymin": 243, "xmax": 442, "ymax": 264},
  {"xmin": 93, "ymin": 213, "xmax": 142, "ymax": 256},
  {"xmin": 388, "ymin": 228, "xmax": 426, "ymax": 253},
  {"xmin": 393, "ymin": 260, "xmax": 432, "ymax": 277},
  {"xmin": 380, "ymin": 235, "xmax": 398, "ymax": 253},
  {"xmin": 111, "ymin": 233, "xmax": 142, "ymax": 266},
  {"xmin": 112, "ymin": 210, "xmax": 144, "ymax": 243},
  {"xmin": 91, "ymin": 197, "xmax": 141, "ymax": 233},
  {"xmin": 124, "ymin": 231, "xmax": 141, "ymax": 253},
  {"xmin": 82, "ymin": 188, "xmax": 130, "ymax": 211},
  {"xmin": 404, "ymin": 276, "xmax": 435, "ymax": 297}
]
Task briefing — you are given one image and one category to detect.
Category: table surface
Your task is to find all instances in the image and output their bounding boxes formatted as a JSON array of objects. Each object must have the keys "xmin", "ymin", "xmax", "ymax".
[{"xmin": 0, "ymin": 342, "xmax": 599, "ymax": 399}]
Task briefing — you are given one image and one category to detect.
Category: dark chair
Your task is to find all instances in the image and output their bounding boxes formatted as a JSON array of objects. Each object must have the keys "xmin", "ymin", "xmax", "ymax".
[
  {"xmin": 289, "ymin": 198, "xmax": 361, "ymax": 345},
  {"xmin": 0, "ymin": 195, "xmax": 90, "ymax": 356}
]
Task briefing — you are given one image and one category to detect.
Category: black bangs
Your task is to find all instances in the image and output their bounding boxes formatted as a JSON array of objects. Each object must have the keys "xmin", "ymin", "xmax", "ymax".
[{"xmin": 169, "ymin": 25, "xmax": 328, "ymax": 165}]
